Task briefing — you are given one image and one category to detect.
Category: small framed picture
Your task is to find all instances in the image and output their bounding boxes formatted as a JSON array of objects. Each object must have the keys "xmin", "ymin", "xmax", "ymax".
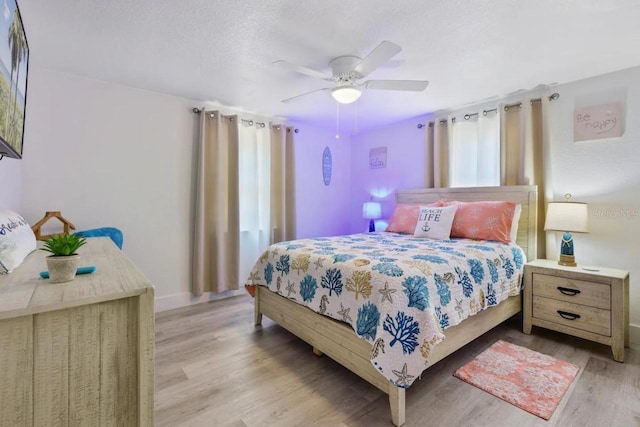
[
  {"xmin": 369, "ymin": 146, "xmax": 386, "ymax": 169},
  {"xmin": 574, "ymin": 102, "xmax": 623, "ymax": 142}
]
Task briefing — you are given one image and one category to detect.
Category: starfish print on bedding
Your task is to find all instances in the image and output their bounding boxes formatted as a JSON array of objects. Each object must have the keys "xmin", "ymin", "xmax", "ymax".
[
  {"xmin": 313, "ymin": 257, "xmax": 324, "ymax": 270},
  {"xmin": 337, "ymin": 303, "xmax": 352, "ymax": 323},
  {"xmin": 285, "ymin": 280, "xmax": 296, "ymax": 297},
  {"xmin": 392, "ymin": 363, "xmax": 415, "ymax": 387},
  {"xmin": 378, "ymin": 281, "xmax": 397, "ymax": 304}
]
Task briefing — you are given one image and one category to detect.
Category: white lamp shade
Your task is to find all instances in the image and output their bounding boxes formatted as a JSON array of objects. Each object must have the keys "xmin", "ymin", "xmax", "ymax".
[
  {"xmin": 331, "ymin": 85, "xmax": 362, "ymax": 104},
  {"xmin": 544, "ymin": 202, "xmax": 589, "ymax": 233},
  {"xmin": 362, "ymin": 202, "xmax": 381, "ymax": 219}
]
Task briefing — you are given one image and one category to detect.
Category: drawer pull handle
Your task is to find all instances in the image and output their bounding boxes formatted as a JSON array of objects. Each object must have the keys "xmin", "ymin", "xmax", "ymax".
[
  {"xmin": 557, "ymin": 310, "xmax": 581, "ymax": 321},
  {"xmin": 557, "ymin": 286, "xmax": 581, "ymax": 296}
]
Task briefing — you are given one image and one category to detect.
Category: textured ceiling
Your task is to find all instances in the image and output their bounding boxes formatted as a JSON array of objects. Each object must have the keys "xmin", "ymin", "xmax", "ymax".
[{"xmin": 18, "ymin": 0, "xmax": 640, "ymax": 134}]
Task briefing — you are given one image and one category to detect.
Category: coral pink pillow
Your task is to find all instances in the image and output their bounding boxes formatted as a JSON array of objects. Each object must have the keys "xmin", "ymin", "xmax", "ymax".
[
  {"xmin": 446, "ymin": 201, "xmax": 516, "ymax": 243},
  {"xmin": 386, "ymin": 201, "xmax": 444, "ymax": 234}
]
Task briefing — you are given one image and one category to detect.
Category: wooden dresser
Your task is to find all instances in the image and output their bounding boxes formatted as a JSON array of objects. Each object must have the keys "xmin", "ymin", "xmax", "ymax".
[
  {"xmin": 0, "ymin": 237, "xmax": 154, "ymax": 426},
  {"xmin": 523, "ymin": 259, "xmax": 629, "ymax": 362}
]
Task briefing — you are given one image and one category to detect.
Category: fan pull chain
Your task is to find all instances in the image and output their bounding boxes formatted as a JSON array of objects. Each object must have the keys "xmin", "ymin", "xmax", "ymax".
[
  {"xmin": 335, "ymin": 102, "xmax": 340, "ymax": 139},
  {"xmin": 354, "ymin": 100, "xmax": 359, "ymax": 134}
]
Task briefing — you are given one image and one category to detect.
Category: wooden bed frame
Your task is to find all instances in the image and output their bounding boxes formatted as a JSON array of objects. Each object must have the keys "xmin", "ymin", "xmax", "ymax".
[{"xmin": 254, "ymin": 185, "xmax": 538, "ymax": 426}]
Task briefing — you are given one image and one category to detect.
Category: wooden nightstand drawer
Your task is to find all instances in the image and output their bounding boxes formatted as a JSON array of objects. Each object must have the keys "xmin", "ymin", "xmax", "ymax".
[
  {"xmin": 532, "ymin": 295, "xmax": 611, "ymax": 336},
  {"xmin": 524, "ymin": 259, "xmax": 629, "ymax": 362},
  {"xmin": 532, "ymin": 273, "xmax": 610, "ymax": 309}
]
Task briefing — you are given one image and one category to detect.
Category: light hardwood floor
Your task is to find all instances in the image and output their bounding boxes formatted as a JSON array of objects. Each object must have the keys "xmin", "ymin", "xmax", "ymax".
[{"xmin": 155, "ymin": 295, "xmax": 640, "ymax": 427}]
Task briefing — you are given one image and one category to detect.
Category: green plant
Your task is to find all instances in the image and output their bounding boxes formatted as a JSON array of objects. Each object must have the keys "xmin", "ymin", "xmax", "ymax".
[{"xmin": 41, "ymin": 233, "xmax": 87, "ymax": 256}]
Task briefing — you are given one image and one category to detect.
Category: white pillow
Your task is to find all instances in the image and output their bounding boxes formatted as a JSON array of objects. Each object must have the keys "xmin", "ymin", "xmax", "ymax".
[
  {"xmin": 0, "ymin": 209, "xmax": 37, "ymax": 273},
  {"xmin": 413, "ymin": 205, "xmax": 458, "ymax": 240},
  {"xmin": 510, "ymin": 204, "xmax": 522, "ymax": 243}
]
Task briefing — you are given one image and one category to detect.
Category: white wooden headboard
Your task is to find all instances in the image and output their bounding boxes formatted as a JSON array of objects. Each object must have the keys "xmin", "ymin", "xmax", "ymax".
[{"xmin": 395, "ymin": 185, "xmax": 538, "ymax": 261}]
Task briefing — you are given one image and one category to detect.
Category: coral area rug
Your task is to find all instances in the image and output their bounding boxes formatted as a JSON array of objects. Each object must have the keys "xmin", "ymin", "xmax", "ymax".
[{"xmin": 454, "ymin": 340, "xmax": 580, "ymax": 420}]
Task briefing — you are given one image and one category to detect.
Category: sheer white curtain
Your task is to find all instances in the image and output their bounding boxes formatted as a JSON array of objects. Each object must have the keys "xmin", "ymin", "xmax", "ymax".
[
  {"xmin": 449, "ymin": 112, "xmax": 500, "ymax": 187},
  {"xmin": 238, "ymin": 123, "xmax": 271, "ymax": 286}
]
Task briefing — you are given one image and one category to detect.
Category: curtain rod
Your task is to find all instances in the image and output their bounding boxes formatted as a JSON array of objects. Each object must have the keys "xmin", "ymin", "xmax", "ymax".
[
  {"xmin": 192, "ymin": 107, "xmax": 299, "ymax": 133},
  {"xmin": 417, "ymin": 92, "xmax": 560, "ymax": 128},
  {"xmin": 241, "ymin": 118, "xmax": 266, "ymax": 128},
  {"xmin": 416, "ymin": 107, "xmax": 497, "ymax": 128}
]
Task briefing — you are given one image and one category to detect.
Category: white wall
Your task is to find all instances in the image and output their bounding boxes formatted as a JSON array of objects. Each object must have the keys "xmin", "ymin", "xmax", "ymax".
[
  {"xmin": 349, "ymin": 115, "xmax": 429, "ymax": 233},
  {"xmin": 545, "ymin": 66, "xmax": 640, "ymax": 331},
  {"xmin": 20, "ymin": 67, "xmax": 351, "ymax": 311},
  {"xmin": 21, "ymin": 68, "xmax": 196, "ymax": 306},
  {"xmin": 0, "ymin": 157, "xmax": 21, "ymax": 211},
  {"xmin": 295, "ymin": 124, "xmax": 351, "ymax": 238}
]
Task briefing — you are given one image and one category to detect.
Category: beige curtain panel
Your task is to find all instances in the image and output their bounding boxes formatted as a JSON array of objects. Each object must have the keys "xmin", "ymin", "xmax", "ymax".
[
  {"xmin": 192, "ymin": 111, "xmax": 240, "ymax": 296},
  {"xmin": 270, "ymin": 124, "xmax": 296, "ymax": 243},
  {"xmin": 501, "ymin": 98, "xmax": 552, "ymax": 259},
  {"xmin": 424, "ymin": 118, "xmax": 451, "ymax": 188}
]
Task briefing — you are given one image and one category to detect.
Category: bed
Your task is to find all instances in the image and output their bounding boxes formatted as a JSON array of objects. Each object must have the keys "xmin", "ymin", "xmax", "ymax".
[{"xmin": 250, "ymin": 185, "xmax": 537, "ymax": 426}]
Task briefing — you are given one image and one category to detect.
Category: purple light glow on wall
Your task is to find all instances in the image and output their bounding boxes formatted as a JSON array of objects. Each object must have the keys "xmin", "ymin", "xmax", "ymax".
[
  {"xmin": 369, "ymin": 187, "xmax": 394, "ymax": 199},
  {"xmin": 349, "ymin": 115, "xmax": 428, "ymax": 233}
]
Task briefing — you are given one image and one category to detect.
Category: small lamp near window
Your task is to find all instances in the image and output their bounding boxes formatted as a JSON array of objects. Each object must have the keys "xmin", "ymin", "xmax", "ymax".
[
  {"xmin": 362, "ymin": 202, "xmax": 381, "ymax": 232},
  {"xmin": 544, "ymin": 194, "xmax": 589, "ymax": 267}
]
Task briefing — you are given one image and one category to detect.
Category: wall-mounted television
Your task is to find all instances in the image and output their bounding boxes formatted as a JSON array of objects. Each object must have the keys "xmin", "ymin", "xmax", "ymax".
[{"xmin": 0, "ymin": 0, "xmax": 28, "ymax": 159}]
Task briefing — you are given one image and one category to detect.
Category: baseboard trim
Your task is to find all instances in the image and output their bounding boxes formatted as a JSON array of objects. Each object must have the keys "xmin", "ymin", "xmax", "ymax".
[
  {"xmin": 155, "ymin": 289, "xmax": 246, "ymax": 312},
  {"xmin": 630, "ymin": 323, "xmax": 640, "ymax": 346}
]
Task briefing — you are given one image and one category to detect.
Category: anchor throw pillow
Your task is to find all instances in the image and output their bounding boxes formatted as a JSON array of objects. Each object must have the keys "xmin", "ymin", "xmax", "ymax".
[{"xmin": 413, "ymin": 205, "xmax": 458, "ymax": 240}]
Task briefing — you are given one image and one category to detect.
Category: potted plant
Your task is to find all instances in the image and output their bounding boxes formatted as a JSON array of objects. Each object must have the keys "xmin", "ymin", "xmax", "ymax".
[{"xmin": 41, "ymin": 233, "xmax": 87, "ymax": 283}]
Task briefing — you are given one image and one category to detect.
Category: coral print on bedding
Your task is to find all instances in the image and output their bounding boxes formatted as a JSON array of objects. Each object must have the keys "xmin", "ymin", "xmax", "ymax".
[{"xmin": 247, "ymin": 232, "xmax": 525, "ymax": 388}]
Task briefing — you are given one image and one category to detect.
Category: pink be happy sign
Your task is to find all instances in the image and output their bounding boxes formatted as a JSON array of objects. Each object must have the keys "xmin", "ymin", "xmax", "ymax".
[{"xmin": 574, "ymin": 102, "xmax": 623, "ymax": 142}]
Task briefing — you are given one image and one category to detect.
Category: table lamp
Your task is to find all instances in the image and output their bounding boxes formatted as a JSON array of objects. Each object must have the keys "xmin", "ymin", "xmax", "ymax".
[
  {"xmin": 544, "ymin": 194, "xmax": 589, "ymax": 267},
  {"xmin": 362, "ymin": 202, "xmax": 381, "ymax": 232}
]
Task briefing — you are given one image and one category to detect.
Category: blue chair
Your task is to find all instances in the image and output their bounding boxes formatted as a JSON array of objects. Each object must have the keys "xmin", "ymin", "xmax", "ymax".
[{"xmin": 76, "ymin": 227, "xmax": 123, "ymax": 250}]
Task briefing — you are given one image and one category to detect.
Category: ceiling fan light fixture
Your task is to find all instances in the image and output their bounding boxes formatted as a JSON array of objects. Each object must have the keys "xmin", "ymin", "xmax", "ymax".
[{"xmin": 331, "ymin": 85, "xmax": 361, "ymax": 104}]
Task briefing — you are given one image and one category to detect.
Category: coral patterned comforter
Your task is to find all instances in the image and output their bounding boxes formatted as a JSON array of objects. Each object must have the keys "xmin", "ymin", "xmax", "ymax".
[{"xmin": 247, "ymin": 232, "xmax": 525, "ymax": 388}]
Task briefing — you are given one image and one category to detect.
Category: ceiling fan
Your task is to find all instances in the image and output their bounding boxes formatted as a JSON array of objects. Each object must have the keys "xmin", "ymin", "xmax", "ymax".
[{"xmin": 274, "ymin": 41, "xmax": 429, "ymax": 104}]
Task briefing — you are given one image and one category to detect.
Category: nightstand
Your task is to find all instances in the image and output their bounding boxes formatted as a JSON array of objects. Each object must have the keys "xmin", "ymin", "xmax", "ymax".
[{"xmin": 523, "ymin": 259, "xmax": 629, "ymax": 362}]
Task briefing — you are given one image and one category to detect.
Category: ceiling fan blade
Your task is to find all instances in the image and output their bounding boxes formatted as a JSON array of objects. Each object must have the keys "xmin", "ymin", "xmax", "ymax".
[
  {"xmin": 353, "ymin": 41, "xmax": 402, "ymax": 77},
  {"xmin": 273, "ymin": 60, "xmax": 332, "ymax": 80},
  {"xmin": 281, "ymin": 88, "xmax": 331, "ymax": 103},
  {"xmin": 365, "ymin": 80, "xmax": 429, "ymax": 91}
]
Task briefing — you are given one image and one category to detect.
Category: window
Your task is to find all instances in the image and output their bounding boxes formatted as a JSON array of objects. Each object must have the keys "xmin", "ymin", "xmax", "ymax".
[
  {"xmin": 238, "ymin": 124, "xmax": 271, "ymax": 284},
  {"xmin": 449, "ymin": 112, "xmax": 500, "ymax": 187}
]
